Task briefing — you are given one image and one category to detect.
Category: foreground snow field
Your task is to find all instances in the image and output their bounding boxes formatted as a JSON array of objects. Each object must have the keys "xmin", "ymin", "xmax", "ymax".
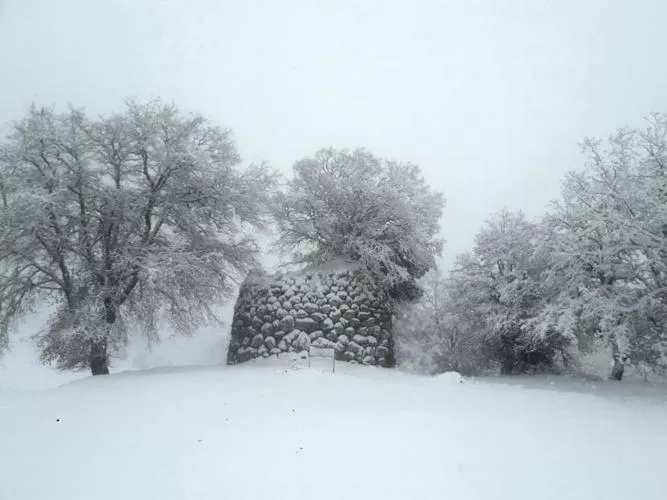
[{"xmin": 1, "ymin": 358, "xmax": 667, "ymax": 500}]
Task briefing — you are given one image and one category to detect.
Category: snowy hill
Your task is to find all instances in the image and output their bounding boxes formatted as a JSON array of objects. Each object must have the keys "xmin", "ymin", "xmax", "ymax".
[{"xmin": 1, "ymin": 359, "xmax": 666, "ymax": 500}]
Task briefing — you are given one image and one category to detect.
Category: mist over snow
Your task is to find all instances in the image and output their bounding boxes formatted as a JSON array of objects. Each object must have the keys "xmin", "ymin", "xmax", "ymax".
[{"xmin": 0, "ymin": 302, "xmax": 234, "ymax": 391}]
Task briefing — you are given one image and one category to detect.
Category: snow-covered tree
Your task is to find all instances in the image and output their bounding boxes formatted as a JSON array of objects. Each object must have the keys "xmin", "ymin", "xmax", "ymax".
[
  {"xmin": 272, "ymin": 148, "xmax": 445, "ymax": 300},
  {"xmin": 394, "ymin": 113, "xmax": 667, "ymax": 380},
  {"xmin": 447, "ymin": 209, "xmax": 569, "ymax": 374},
  {"xmin": 543, "ymin": 117, "xmax": 667, "ymax": 379},
  {"xmin": 0, "ymin": 99, "xmax": 276, "ymax": 374}
]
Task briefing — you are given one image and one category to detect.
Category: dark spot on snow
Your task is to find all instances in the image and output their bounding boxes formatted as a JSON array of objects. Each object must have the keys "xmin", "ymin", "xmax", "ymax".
[{"xmin": 56, "ymin": 418, "xmax": 60, "ymax": 422}]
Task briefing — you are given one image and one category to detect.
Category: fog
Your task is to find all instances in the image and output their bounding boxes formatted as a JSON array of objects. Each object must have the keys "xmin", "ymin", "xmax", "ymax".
[{"xmin": 2, "ymin": 0, "xmax": 667, "ymax": 268}]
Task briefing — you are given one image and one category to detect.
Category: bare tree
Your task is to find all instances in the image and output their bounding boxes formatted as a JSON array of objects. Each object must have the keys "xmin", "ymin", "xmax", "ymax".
[{"xmin": 0, "ymin": 99, "xmax": 276, "ymax": 375}]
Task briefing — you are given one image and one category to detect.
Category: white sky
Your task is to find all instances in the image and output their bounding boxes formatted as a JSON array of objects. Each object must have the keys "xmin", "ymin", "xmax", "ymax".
[{"xmin": 2, "ymin": 0, "xmax": 667, "ymax": 270}]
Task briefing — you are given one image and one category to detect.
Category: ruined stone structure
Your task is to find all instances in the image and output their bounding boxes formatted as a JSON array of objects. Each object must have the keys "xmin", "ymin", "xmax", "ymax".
[{"xmin": 227, "ymin": 264, "xmax": 395, "ymax": 367}]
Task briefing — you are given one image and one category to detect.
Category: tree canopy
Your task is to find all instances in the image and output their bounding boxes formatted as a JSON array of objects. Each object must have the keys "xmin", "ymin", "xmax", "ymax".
[
  {"xmin": 0, "ymin": 99, "xmax": 276, "ymax": 374},
  {"xmin": 272, "ymin": 148, "xmax": 445, "ymax": 300}
]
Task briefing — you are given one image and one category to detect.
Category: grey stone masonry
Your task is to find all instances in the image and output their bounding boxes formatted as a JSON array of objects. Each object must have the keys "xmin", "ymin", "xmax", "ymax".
[{"xmin": 226, "ymin": 265, "xmax": 395, "ymax": 367}]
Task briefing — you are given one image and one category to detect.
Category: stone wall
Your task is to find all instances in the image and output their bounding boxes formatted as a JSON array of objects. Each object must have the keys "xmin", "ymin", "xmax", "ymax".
[{"xmin": 226, "ymin": 265, "xmax": 395, "ymax": 367}]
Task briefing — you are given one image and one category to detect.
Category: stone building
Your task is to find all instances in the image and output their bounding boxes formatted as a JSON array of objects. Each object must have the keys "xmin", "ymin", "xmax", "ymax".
[{"xmin": 226, "ymin": 262, "xmax": 395, "ymax": 367}]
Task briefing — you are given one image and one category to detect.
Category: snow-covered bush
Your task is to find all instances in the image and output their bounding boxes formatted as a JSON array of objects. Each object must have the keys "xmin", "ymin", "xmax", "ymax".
[
  {"xmin": 0, "ymin": 99, "xmax": 276, "ymax": 374},
  {"xmin": 272, "ymin": 148, "xmax": 445, "ymax": 301}
]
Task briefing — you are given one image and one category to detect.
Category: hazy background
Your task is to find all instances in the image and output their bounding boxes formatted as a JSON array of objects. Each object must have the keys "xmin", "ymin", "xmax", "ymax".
[{"xmin": 2, "ymin": 0, "xmax": 667, "ymax": 384}]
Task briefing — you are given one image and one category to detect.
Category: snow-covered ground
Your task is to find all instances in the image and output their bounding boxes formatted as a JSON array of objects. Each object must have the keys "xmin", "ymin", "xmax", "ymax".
[{"xmin": 1, "ymin": 355, "xmax": 666, "ymax": 500}]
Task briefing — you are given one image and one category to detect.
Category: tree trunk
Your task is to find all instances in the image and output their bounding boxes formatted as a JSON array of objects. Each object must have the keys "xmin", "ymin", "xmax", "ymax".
[
  {"xmin": 500, "ymin": 358, "xmax": 514, "ymax": 375},
  {"xmin": 89, "ymin": 339, "xmax": 109, "ymax": 376},
  {"xmin": 609, "ymin": 343, "xmax": 624, "ymax": 381},
  {"xmin": 610, "ymin": 359, "xmax": 624, "ymax": 381},
  {"xmin": 88, "ymin": 298, "xmax": 117, "ymax": 376}
]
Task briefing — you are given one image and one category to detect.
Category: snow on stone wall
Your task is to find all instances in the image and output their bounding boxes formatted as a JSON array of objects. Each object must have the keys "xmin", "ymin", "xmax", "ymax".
[{"xmin": 227, "ymin": 265, "xmax": 395, "ymax": 367}]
